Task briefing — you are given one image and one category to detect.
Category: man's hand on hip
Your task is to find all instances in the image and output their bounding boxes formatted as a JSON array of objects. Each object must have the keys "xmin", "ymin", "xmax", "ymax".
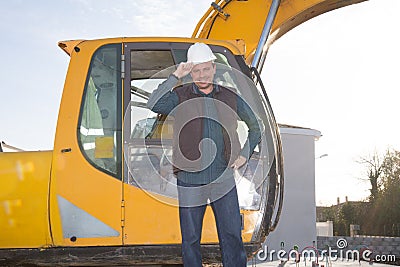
[{"xmin": 230, "ymin": 155, "xmax": 247, "ymax": 170}]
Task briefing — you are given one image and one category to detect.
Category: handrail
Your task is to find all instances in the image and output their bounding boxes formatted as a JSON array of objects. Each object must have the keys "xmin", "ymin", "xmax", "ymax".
[{"xmin": 251, "ymin": 0, "xmax": 281, "ymax": 72}]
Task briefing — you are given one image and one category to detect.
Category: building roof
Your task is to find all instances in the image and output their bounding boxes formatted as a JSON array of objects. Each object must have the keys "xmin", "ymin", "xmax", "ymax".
[{"xmin": 278, "ymin": 123, "xmax": 322, "ymax": 140}]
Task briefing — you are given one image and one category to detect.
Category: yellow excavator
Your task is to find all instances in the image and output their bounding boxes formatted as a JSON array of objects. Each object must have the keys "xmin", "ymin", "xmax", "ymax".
[{"xmin": 0, "ymin": 0, "xmax": 366, "ymax": 265}]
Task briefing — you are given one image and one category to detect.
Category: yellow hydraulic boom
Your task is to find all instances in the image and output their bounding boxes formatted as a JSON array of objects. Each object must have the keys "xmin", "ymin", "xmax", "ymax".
[{"xmin": 193, "ymin": 0, "xmax": 366, "ymax": 69}]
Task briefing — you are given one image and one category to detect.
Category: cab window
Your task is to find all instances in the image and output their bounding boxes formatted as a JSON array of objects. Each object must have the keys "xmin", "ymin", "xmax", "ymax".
[{"xmin": 78, "ymin": 44, "xmax": 122, "ymax": 178}]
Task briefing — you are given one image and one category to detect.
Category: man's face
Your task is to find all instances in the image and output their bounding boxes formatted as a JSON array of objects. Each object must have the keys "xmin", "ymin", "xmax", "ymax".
[{"xmin": 190, "ymin": 61, "xmax": 216, "ymax": 90}]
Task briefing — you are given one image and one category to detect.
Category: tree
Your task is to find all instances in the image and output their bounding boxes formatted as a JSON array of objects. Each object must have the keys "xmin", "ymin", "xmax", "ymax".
[
  {"xmin": 376, "ymin": 149, "xmax": 400, "ymax": 236},
  {"xmin": 359, "ymin": 149, "xmax": 400, "ymax": 236},
  {"xmin": 358, "ymin": 151, "xmax": 383, "ymax": 202}
]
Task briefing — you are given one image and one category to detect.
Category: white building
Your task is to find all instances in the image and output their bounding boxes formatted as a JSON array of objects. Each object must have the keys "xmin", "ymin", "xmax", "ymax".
[
  {"xmin": 263, "ymin": 124, "xmax": 321, "ymax": 257},
  {"xmin": 316, "ymin": 221, "xmax": 334, "ymax": 237}
]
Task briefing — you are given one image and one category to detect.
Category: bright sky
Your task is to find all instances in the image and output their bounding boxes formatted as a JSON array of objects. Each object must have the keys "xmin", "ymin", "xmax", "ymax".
[{"xmin": 0, "ymin": 0, "xmax": 399, "ymax": 206}]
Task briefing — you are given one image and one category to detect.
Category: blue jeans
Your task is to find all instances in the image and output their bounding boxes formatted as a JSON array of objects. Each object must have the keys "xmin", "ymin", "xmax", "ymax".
[{"xmin": 177, "ymin": 179, "xmax": 247, "ymax": 267}]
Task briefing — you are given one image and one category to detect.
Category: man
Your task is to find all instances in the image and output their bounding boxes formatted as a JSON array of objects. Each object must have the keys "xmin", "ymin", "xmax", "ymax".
[{"xmin": 147, "ymin": 43, "xmax": 261, "ymax": 266}]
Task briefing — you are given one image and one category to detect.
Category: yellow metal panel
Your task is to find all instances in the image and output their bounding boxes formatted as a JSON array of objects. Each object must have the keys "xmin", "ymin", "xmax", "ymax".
[
  {"xmin": 50, "ymin": 39, "xmax": 123, "ymax": 246},
  {"xmin": 49, "ymin": 152, "xmax": 123, "ymax": 246},
  {"xmin": 241, "ymin": 210, "xmax": 259, "ymax": 242},
  {"xmin": 123, "ymin": 184, "xmax": 259, "ymax": 244},
  {"xmin": 58, "ymin": 39, "xmax": 84, "ymax": 56},
  {"xmin": 201, "ymin": 209, "xmax": 259, "ymax": 243},
  {"xmin": 123, "ymin": 185, "xmax": 182, "ymax": 244},
  {"xmin": 0, "ymin": 151, "xmax": 52, "ymax": 248},
  {"xmin": 57, "ymin": 37, "xmax": 244, "ymax": 58}
]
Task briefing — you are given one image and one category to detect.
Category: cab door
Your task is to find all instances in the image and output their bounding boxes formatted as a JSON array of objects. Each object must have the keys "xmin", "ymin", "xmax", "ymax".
[
  {"xmin": 121, "ymin": 40, "xmax": 277, "ymax": 246},
  {"xmin": 50, "ymin": 41, "xmax": 123, "ymax": 246}
]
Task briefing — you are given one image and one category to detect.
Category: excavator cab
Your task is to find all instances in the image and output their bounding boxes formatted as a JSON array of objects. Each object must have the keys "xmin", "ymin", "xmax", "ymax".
[{"xmin": 0, "ymin": 38, "xmax": 282, "ymax": 265}]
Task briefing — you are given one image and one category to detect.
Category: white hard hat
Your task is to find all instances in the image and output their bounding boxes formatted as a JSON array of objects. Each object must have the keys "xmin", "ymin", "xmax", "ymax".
[{"xmin": 187, "ymin": 42, "xmax": 217, "ymax": 65}]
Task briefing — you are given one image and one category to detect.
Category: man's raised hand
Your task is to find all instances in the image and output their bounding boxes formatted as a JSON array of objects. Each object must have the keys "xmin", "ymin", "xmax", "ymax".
[{"xmin": 173, "ymin": 62, "xmax": 194, "ymax": 79}]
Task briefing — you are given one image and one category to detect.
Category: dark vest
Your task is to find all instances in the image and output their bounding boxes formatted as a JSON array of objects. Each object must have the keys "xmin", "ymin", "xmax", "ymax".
[{"xmin": 172, "ymin": 84, "xmax": 241, "ymax": 173}]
